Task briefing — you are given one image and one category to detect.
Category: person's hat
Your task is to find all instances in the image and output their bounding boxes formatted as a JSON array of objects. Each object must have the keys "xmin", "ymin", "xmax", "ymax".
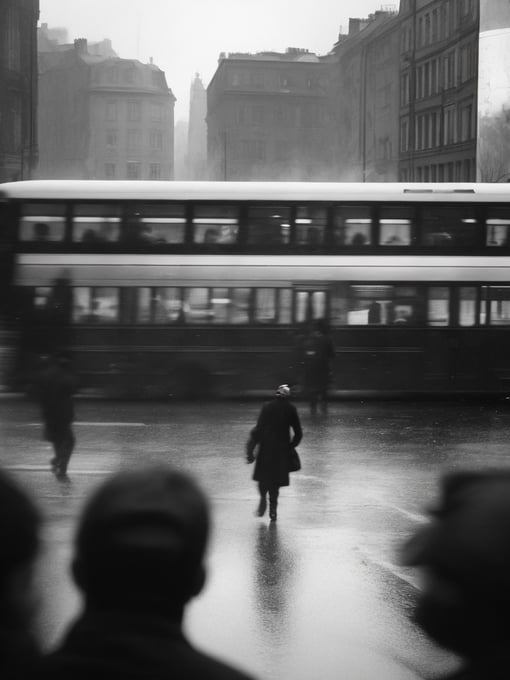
[
  {"xmin": 401, "ymin": 470, "xmax": 510, "ymax": 599},
  {"xmin": 74, "ymin": 465, "xmax": 209, "ymax": 605},
  {"xmin": 275, "ymin": 384, "xmax": 291, "ymax": 397}
]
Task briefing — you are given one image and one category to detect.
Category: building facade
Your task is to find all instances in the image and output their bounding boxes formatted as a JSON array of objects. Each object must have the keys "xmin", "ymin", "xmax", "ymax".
[
  {"xmin": 0, "ymin": 0, "xmax": 39, "ymax": 182},
  {"xmin": 331, "ymin": 11, "xmax": 401, "ymax": 182},
  {"xmin": 187, "ymin": 74, "xmax": 208, "ymax": 179},
  {"xmin": 207, "ymin": 48, "xmax": 336, "ymax": 181},
  {"xmin": 398, "ymin": 0, "xmax": 479, "ymax": 181},
  {"xmin": 38, "ymin": 35, "xmax": 175, "ymax": 180}
]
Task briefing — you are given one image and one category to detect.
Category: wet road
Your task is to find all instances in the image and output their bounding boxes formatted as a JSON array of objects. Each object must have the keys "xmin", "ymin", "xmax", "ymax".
[{"xmin": 2, "ymin": 396, "xmax": 510, "ymax": 680}]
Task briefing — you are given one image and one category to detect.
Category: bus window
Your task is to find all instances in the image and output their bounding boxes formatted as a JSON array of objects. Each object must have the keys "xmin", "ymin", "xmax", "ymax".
[
  {"xmin": 421, "ymin": 206, "xmax": 478, "ymax": 247},
  {"xmin": 428, "ymin": 287, "xmax": 450, "ymax": 326},
  {"xmin": 153, "ymin": 288, "xmax": 183, "ymax": 323},
  {"xmin": 127, "ymin": 205, "xmax": 186, "ymax": 244},
  {"xmin": 278, "ymin": 289, "xmax": 292, "ymax": 324},
  {"xmin": 295, "ymin": 206, "xmax": 327, "ymax": 245},
  {"xmin": 379, "ymin": 207, "xmax": 414, "ymax": 246},
  {"xmin": 488, "ymin": 286, "xmax": 510, "ymax": 325},
  {"xmin": 72, "ymin": 204, "xmax": 121, "ymax": 243},
  {"xmin": 347, "ymin": 285, "xmax": 417, "ymax": 325},
  {"xmin": 295, "ymin": 290, "xmax": 327, "ymax": 323},
  {"xmin": 137, "ymin": 288, "xmax": 152, "ymax": 323},
  {"xmin": 19, "ymin": 203, "xmax": 66, "ymax": 241},
  {"xmin": 73, "ymin": 287, "xmax": 119, "ymax": 323},
  {"xmin": 211, "ymin": 288, "xmax": 250, "ymax": 323},
  {"xmin": 193, "ymin": 205, "xmax": 239, "ymax": 244},
  {"xmin": 333, "ymin": 206, "xmax": 372, "ymax": 246},
  {"xmin": 486, "ymin": 209, "xmax": 510, "ymax": 247},
  {"xmin": 246, "ymin": 206, "xmax": 291, "ymax": 245},
  {"xmin": 183, "ymin": 288, "xmax": 212, "ymax": 322},
  {"xmin": 459, "ymin": 287, "xmax": 478, "ymax": 326},
  {"xmin": 255, "ymin": 288, "xmax": 277, "ymax": 323},
  {"xmin": 255, "ymin": 288, "xmax": 292, "ymax": 324}
]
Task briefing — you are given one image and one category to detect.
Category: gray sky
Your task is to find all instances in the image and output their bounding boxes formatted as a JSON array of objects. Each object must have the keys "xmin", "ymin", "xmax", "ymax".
[{"xmin": 39, "ymin": 0, "xmax": 395, "ymax": 121}]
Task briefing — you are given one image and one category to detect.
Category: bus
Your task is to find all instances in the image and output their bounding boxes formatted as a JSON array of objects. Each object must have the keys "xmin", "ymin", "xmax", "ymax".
[{"xmin": 1, "ymin": 179, "xmax": 510, "ymax": 399}]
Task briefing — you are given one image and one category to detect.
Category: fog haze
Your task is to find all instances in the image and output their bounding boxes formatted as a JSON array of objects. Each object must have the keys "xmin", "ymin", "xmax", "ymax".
[{"xmin": 39, "ymin": 0, "xmax": 394, "ymax": 120}]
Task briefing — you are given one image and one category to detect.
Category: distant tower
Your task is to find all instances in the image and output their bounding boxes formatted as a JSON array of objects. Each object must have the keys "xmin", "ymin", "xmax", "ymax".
[{"xmin": 187, "ymin": 73, "xmax": 207, "ymax": 179}]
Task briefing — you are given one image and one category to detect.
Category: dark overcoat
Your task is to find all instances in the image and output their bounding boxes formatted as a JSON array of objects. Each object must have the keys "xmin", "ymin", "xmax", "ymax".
[
  {"xmin": 32, "ymin": 609, "xmax": 255, "ymax": 680},
  {"xmin": 251, "ymin": 397, "xmax": 302, "ymax": 488}
]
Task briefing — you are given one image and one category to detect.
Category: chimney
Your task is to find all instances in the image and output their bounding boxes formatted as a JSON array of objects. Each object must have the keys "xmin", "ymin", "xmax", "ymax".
[
  {"xmin": 74, "ymin": 38, "xmax": 88, "ymax": 56},
  {"xmin": 348, "ymin": 18, "xmax": 361, "ymax": 35}
]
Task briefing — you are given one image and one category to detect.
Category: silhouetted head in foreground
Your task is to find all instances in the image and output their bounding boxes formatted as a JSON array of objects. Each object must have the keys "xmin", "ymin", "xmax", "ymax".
[
  {"xmin": 0, "ymin": 469, "xmax": 40, "ymax": 671},
  {"xmin": 73, "ymin": 466, "xmax": 209, "ymax": 621},
  {"xmin": 402, "ymin": 469, "xmax": 510, "ymax": 663}
]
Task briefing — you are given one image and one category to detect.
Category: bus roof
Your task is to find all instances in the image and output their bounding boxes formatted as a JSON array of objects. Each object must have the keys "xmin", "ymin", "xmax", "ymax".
[{"xmin": 1, "ymin": 180, "xmax": 510, "ymax": 203}]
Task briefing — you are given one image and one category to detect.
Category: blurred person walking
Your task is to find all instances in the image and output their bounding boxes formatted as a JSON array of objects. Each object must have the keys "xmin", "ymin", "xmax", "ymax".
[
  {"xmin": 246, "ymin": 384, "xmax": 302, "ymax": 522},
  {"xmin": 0, "ymin": 469, "xmax": 41, "ymax": 679},
  {"xmin": 302, "ymin": 319, "xmax": 335, "ymax": 415},
  {"xmin": 36, "ymin": 352, "xmax": 77, "ymax": 480},
  {"xmin": 401, "ymin": 469, "xmax": 510, "ymax": 680},
  {"xmin": 34, "ymin": 465, "xmax": 256, "ymax": 680}
]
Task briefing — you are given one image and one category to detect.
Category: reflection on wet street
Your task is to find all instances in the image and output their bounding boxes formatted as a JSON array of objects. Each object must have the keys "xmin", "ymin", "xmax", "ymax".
[{"xmin": 1, "ymin": 397, "xmax": 508, "ymax": 679}]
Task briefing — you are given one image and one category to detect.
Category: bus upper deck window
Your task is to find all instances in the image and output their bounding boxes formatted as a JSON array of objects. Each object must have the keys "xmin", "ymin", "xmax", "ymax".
[
  {"xmin": 421, "ymin": 206, "xmax": 478, "ymax": 247},
  {"xmin": 486, "ymin": 209, "xmax": 510, "ymax": 247},
  {"xmin": 193, "ymin": 205, "xmax": 239, "ymax": 244},
  {"xmin": 333, "ymin": 206, "xmax": 372, "ymax": 246},
  {"xmin": 127, "ymin": 204, "xmax": 186, "ymax": 244},
  {"xmin": 73, "ymin": 204, "xmax": 121, "ymax": 243},
  {"xmin": 246, "ymin": 206, "xmax": 291, "ymax": 245},
  {"xmin": 379, "ymin": 207, "xmax": 414, "ymax": 246},
  {"xmin": 20, "ymin": 203, "xmax": 66, "ymax": 241},
  {"xmin": 295, "ymin": 207, "xmax": 327, "ymax": 246}
]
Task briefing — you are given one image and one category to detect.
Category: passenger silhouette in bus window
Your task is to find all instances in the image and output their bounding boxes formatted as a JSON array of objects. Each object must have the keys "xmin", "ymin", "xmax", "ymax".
[
  {"xmin": 33, "ymin": 222, "xmax": 50, "ymax": 241},
  {"xmin": 393, "ymin": 305, "xmax": 413, "ymax": 324},
  {"xmin": 203, "ymin": 228, "xmax": 219, "ymax": 244},
  {"xmin": 351, "ymin": 232, "xmax": 367, "ymax": 246},
  {"xmin": 368, "ymin": 301, "xmax": 381, "ymax": 324},
  {"xmin": 384, "ymin": 234, "xmax": 403, "ymax": 245}
]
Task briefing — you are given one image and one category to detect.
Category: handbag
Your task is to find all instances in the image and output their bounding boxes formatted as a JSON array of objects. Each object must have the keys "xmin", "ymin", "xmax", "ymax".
[{"xmin": 289, "ymin": 447, "xmax": 301, "ymax": 472}]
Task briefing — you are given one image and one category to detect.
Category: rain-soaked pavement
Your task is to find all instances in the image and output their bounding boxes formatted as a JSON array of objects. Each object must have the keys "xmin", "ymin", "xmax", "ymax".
[{"xmin": 2, "ymin": 396, "xmax": 510, "ymax": 680}]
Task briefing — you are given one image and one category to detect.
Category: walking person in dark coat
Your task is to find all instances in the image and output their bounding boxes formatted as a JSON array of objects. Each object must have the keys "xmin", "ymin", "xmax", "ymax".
[
  {"xmin": 247, "ymin": 384, "xmax": 302, "ymax": 522},
  {"xmin": 36, "ymin": 352, "xmax": 77, "ymax": 479},
  {"xmin": 33, "ymin": 465, "xmax": 256, "ymax": 680},
  {"xmin": 302, "ymin": 319, "xmax": 335, "ymax": 415},
  {"xmin": 401, "ymin": 469, "xmax": 510, "ymax": 680}
]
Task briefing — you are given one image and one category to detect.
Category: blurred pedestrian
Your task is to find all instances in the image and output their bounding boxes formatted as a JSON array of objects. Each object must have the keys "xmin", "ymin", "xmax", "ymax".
[
  {"xmin": 247, "ymin": 384, "xmax": 302, "ymax": 521},
  {"xmin": 0, "ymin": 469, "xmax": 41, "ymax": 679},
  {"xmin": 401, "ymin": 469, "xmax": 510, "ymax": 680},
  {"xmin": 302, "ymin": 319, "xmax": 335, "ymax": 415},
  {"xmin": 36, "ymin": 352, "xmax": 77, "ymax": 480},
  {"xmin": 34, "ymin": 465, "xmax": 256, "ymax": 680}
]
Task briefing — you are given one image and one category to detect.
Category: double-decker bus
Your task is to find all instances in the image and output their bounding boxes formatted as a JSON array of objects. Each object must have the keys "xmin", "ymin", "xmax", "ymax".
[{"xmin": 1, "ymin": 179, "xmax": 510, "ymax": 398}]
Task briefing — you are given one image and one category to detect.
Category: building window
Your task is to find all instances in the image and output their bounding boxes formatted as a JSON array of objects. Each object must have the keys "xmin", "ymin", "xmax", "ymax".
[
  {"xmin": 104, "ymin": 163, "xmax": 116, "ymax": 179},
  {"xmin": 106, "ymin": 101, "xmax": 118, "ymax": 121},
  {"xmin": 150, "ymin": 130, "xmax": 163, "ymax": 149},
  {"xmin": 443, "ymin": 105, "xmax": 457, "ymax": 145},
  {"xmin": 127, "ymin": 162, "xmax": 141, "ymax": 179},
  {"xmin": 127, "ymin": 100, "xmax": 141, "ymax": 121},
  {"xmin": 106, "ymin": 130, "xmax": 117, "ymax": 148},
  {"xmin": 151, "ymin": 103, "xmax": 163, "ymax": 122},
  {"xmin": 6, "ymin": 7, "xmax": 21, "ymax": 71},
  {"xmin": 127, "ymin": 129, "xmax": 141, "ymax": 151},
  {"xmin": 149, "ymin": 163, "xmax": 161, "ymax": 180},
  {"xmin": 124, "ymin": 68, "xmax": 135, "ymax": 83},
  {"xmin": 400, "ymin": 119, "xmax": 409, "ymax": 153}
]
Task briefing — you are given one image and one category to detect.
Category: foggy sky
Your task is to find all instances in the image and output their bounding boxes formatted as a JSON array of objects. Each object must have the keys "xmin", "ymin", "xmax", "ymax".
[{"xmin": 38, "ymin": 0, "xmax": 394, "ymax": 121}]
